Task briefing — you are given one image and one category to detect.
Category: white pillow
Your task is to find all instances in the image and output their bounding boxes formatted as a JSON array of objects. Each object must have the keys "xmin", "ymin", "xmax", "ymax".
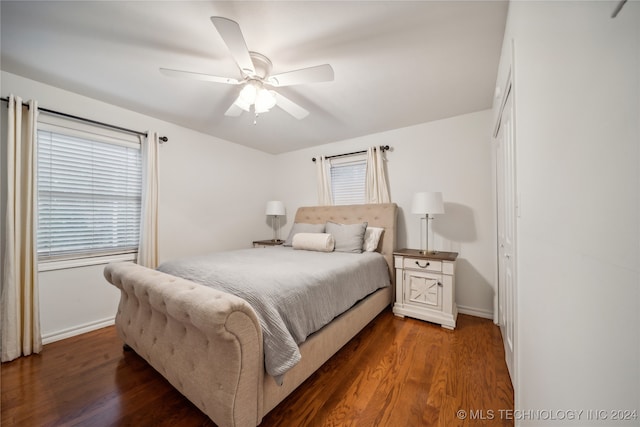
[
  {"xmin": 292, "ymin": 233, "xmax": 335, "ymax": 252},
  {"xmin": 362, "ymin": 226, "xmax": 384, "ymax": 252}
]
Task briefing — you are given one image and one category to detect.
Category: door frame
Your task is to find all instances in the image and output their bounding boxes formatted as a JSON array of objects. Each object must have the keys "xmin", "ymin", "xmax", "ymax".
[{"xmin": 493, "ymin": 62, "xmax": 517, "ymax": 385}]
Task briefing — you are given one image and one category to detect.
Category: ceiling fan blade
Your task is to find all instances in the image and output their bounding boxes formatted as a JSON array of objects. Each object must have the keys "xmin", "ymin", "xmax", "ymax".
[
  {"xmin": 210, "ymin": 16, "xmax": 256, "ymax": 77},
  {"xmin": 224, "ymin": 102, "xmax": 244, "ymax": 117},
  {"xmin": 268, "ymin": 64, "xmax": 334, "ymax": 87},
  {"xmin": 274, "ymin": 92, "xmax": 309, "ymax": 120},
  {"xmin": 160, "ymin": 68, "xmax": 239, "ymax": 85}
]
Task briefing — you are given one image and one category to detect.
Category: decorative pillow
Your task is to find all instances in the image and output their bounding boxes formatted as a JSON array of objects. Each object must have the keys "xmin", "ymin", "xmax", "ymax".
[
  {"xmin": 292, "ymin": 233, "xmax": 335, "ymax": 252},
  {"xmin": 325, "ymin": 221, "xmax": 368, "ymax": 253},
  {"xmin": 362, "ymin": 226, "xmax": 384, "ymax": 252},
  {"xmin": 283, "ymin": 222, "xmax": 326, "ymax": 246}
]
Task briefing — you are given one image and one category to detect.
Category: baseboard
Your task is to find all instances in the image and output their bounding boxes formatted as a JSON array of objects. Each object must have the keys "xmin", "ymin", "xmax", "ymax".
[
  {"xmin": 42, "ymin": 316, "xmax": 115, "ymax": 345},
  {"xmin": 457, "ymin": 304, "xmax": 494, "ymax": 320},
  {"xmin": 40, "ymin": 307, "xmax": 493, "ymax": 344}
]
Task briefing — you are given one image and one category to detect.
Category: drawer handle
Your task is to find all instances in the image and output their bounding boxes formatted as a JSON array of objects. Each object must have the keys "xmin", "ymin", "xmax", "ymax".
[{"xmin": 415, "ymin": 261, "xmax": 430, "ymax": 268}]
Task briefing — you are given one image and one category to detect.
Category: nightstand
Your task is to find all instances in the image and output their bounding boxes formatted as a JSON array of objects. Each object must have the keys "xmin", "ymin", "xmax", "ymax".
[
  {"xmin": 393, "ymin": 249, "xmax": 458, "ymax": 329},
  {"xmin": 252, "ymin": 239, "xmax": 284, "ymax": 248}
]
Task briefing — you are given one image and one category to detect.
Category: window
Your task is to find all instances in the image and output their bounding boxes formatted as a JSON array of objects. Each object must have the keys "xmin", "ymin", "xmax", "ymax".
[
  {"xmin": 330, "ymin": 155, "xmax": 366, "ymax": 205},
  {"xmin": 37, "ymin": 125, "xmax": 142, "ymax": 262}
]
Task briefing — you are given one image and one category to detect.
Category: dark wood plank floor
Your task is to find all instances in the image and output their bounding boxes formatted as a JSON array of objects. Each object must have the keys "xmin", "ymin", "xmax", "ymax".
[{"xmin": 1, "ymin": 310, "xmax": 513, "ymax": 426}]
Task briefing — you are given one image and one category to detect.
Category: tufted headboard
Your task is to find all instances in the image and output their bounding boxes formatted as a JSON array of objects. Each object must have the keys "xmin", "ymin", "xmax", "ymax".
[{"xmin": 293, "ymin": 203, "xmax": 398, "ymax": 277}]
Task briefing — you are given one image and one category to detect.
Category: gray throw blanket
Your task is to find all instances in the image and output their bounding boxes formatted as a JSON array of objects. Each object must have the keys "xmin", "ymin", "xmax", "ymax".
[{"xmin": 157, "ymin": 247, "xmax": 390, "ymax": 382}]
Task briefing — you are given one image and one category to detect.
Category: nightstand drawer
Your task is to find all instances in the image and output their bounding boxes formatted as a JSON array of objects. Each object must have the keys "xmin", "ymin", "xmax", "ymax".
[{"xmin": 403, "ymin": 257, "xmax": 442, "ymax": 272}]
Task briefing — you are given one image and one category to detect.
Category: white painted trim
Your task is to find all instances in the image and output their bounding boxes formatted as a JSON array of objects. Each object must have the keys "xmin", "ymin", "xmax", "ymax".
[
  {"xmin": 42, "ymin": 316, "xmax": 115, "ymax": 345},
  {"xmin": 457, "ymin": 304, "xmax": 494, "ymax": 320},
  {"xmin": 39, "ymin": 253, "xmax": 136, "ymax": 272}
]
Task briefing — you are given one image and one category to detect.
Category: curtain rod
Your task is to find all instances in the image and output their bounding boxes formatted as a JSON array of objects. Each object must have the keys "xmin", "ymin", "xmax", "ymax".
[
  {"xmin": 1, "ymin": 97, "xmax": 168, "ymax": 143},
  {"xmin": 312, "ymin": 145, "xmax": 390, "ymax": 162}
]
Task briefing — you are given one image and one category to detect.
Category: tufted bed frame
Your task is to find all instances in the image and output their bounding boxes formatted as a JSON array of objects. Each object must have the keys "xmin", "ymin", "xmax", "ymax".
[{"xmin": 103, "ymin": 203, "xmax": 397, "ymax": 427}]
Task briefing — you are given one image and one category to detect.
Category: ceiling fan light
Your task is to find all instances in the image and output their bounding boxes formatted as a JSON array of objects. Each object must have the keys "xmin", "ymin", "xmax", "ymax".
[
  {"xmin": 235, "ymin": 96, "xmax": 252, "ymax": 112},
  {"xmin": 239, "ymin": 83, "xmax": 257, "ymax": 105},
  {"xmin": 255, "ymin": 89, "xmax": 277, "ymax": 113}
]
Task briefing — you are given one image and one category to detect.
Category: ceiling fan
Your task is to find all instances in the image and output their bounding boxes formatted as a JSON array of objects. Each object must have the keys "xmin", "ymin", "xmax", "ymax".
[{"xmin": 160, "ymin": 16, "xmax": 334, "ymax": 120}]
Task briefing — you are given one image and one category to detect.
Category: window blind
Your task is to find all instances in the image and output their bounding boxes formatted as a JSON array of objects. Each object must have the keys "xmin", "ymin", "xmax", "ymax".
[
  {"xmin": 330, "ymin": 157, "xmax": 366, "ymax": 205},
  {"xmin": 37, "ymin": 129, "xmax": 142, "ymax": 260}
]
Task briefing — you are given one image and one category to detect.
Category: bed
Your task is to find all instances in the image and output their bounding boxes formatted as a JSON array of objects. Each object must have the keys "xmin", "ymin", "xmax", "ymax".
[{"xmin": 103, "ymin": 203, "xmax": 397, "ymax": 427}]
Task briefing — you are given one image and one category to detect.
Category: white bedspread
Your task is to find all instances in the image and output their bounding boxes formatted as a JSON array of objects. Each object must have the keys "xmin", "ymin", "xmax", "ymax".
[{"xmin": 157, "ymin": 247, "xmax": 390, "ymax": 381}]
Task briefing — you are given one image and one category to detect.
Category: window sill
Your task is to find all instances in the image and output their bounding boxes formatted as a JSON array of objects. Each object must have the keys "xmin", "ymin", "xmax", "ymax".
[{"xmin": 38, "ymin": 253, "xmax": 137, "ymax": 272}]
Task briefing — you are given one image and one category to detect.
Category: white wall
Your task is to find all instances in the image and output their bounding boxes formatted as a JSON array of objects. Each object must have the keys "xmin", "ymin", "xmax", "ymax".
[
  {"xmin": 274, "ymin": 110, "xmax": 496, "ymax": 318},
  {"xmin": 495, "ymin": 1, "xmax": 639, "ymax": 423},
  {"xmin": 1, "ymin": 71, "xmax": 497, "ymax": 342},
  {"xmin": 1, "ymin": 71, "xmax": 277, "ymax": 342}
]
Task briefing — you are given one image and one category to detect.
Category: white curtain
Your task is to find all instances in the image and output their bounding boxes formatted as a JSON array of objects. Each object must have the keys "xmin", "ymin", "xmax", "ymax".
[
  {"xmin": 137, "ymin": 132, "xmax": 160, "ymax": 269},
  {"xmin": 315, "ymin": 155, "xmax": 333, "ymax": 205},
  {"xmin": 2, "ymin": 95, "xmax": 41, "ymax": 362},
  {"xmin": 365, "ymin": 146, "xmax": 391, "ymax": 203}
]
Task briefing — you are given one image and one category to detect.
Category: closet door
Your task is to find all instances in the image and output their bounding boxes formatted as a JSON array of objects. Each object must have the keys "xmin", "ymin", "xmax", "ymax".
[{"xmin": 496, "ymin": 79, "xmax": 516, "ymax": 381}]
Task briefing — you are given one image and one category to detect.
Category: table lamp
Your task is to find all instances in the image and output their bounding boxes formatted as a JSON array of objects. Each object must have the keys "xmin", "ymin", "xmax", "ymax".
[
  {"xmin": 411, "ymin": 192, "xmax": 444, "ymax": 254},
  {"xmin": 265, "ymin": 201, "xmax": 286, "ymax": 242}
]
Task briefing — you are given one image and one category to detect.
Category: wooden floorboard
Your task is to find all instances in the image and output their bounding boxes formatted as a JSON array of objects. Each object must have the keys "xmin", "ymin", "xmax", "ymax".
[{"xmin": 1, "ymin": 310, "xmax": 513, "ymax": 426}]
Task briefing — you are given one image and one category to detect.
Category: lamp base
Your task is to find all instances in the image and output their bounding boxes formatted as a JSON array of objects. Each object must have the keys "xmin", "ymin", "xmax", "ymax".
[{"xmin": 418, "ymin": 250, "xmax": 439, "ymax": 255}]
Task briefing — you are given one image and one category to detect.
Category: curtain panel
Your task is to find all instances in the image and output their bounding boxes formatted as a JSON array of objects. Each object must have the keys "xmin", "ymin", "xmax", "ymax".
[
  {"xmin": 365, "ymin": 146, "xmax": 391, "ymax": 203},
  {"xmin": 137, "ymin": 132, "xmax": 160, "ymax": 269},
  {"xmin": 1, "ymin": 95, "xmax": 42, "ymax": 362},
  {"xmin": 315, "ymin": 155, "xmax": 333, "ymax": 205}
]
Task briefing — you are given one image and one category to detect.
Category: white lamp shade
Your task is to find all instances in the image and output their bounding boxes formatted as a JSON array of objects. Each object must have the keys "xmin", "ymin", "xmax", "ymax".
[
  {"xmin": 239, "ymin": 82, "xmax": 258, "ymax": 105},
  {"xmin": 411, "ymin": 192, "xmax": 444, "ymax": 215},
  {"xmin": 265, "ymin": 200, "xmax": 286, "ymax": 216},
  {"xmin": 255, "ymin": 89, "xmax": 277, "ymax": 113}
]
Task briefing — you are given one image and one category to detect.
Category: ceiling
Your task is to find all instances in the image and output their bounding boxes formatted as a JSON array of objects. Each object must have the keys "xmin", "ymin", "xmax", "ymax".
[{"xmin": 0, "ymin": 1, "xmax": 508, "ymax": 154}]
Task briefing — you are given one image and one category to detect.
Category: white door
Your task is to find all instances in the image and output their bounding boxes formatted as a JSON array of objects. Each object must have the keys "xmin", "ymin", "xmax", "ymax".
[{"xmin": 495, "ymin": 79, "xmax": 516, "ymax": 381}]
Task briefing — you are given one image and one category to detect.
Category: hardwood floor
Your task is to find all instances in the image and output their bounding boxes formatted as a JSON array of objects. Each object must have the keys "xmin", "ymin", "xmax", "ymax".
[{"xmin": 1, "ymin": 310, "xmax": 513, "ymax": 426}]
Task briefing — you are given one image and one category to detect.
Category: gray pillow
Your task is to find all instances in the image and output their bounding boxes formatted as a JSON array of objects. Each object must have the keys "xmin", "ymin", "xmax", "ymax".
[
  {"xmin": 283, "ymin": 222, "xmax": 326, "ymax": 246},
  {"xmin": 325, "ymin": 221, "xmax": 368, "ymax": 253}
]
